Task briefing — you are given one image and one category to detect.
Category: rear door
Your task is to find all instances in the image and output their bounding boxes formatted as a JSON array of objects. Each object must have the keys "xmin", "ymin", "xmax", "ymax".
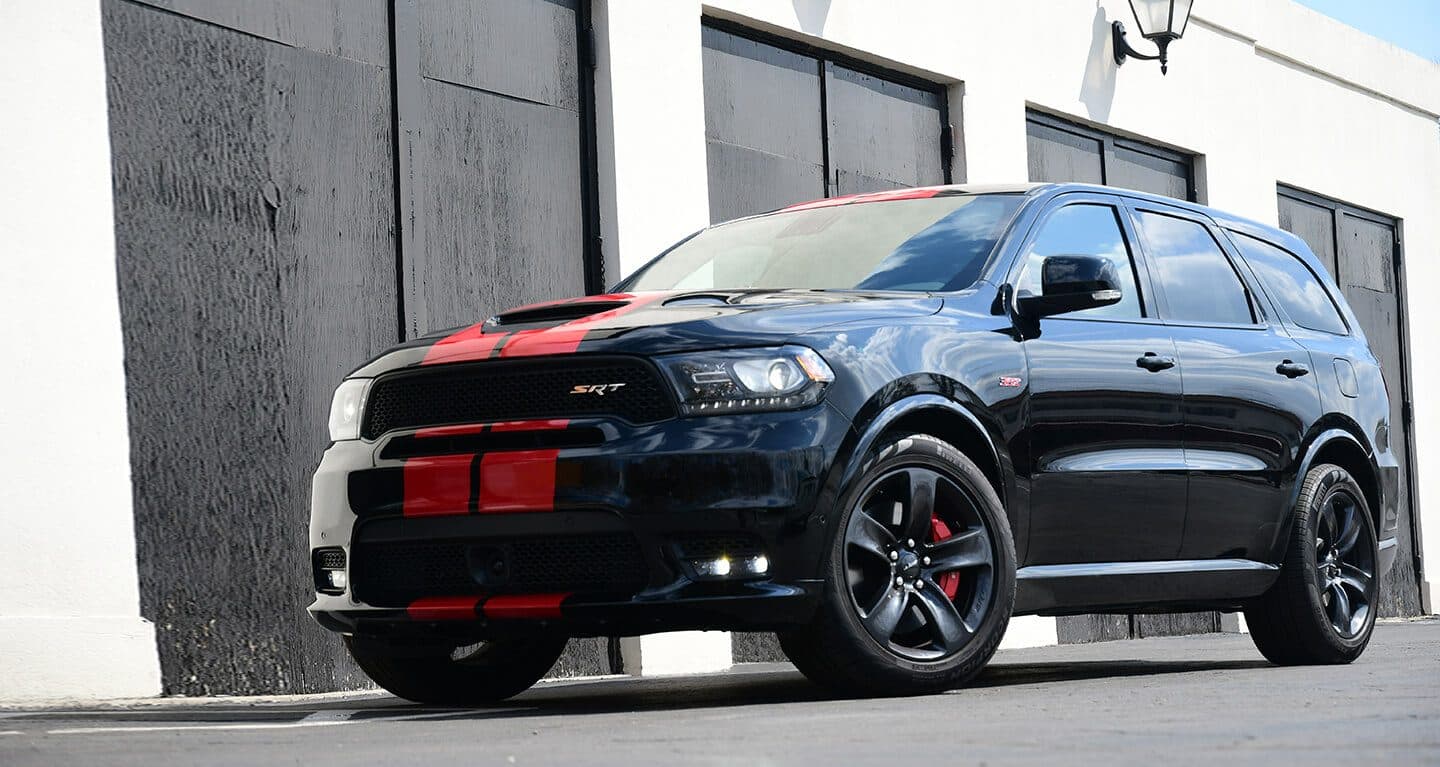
[
  {"xmin": 1125, "ymin": 200, "xmax": 1323, "ymax": 562},
  {"xmin": 1016, "ymin": 193, "xmax": 1187, "ymax": 564}
]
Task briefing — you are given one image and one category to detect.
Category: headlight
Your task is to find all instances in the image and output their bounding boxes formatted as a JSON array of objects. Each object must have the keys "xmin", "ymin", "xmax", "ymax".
[
  {"xmin": 658, "ymin": 346, "xmax": 834, "ymax": 415},
  {"xmin": 327, "ymin": 378, "xmax": 372, "ymax": 441}
]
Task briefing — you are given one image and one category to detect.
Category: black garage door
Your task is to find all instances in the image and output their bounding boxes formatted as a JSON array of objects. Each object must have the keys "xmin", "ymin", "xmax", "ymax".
[
  {"xmin": 701, "ymin": 20, "xmax": 951, "ymax": 224},
  {"xmin": 1026, "ymin": 110, "xmax": 1196, "ymax": 202},
  {"xmin": 102, "ymin": 0, "xmax": 599, "ymax": 695},
  {"xmin": 397, "ymin": 0, "xmax": 593, "ymax": 335},
  {"xmin": 1277, "ymin": 186, "xmax": 1421, "ymax": 617},
  {"xmin": 1025, "ymin": 110, "xmax": 1218, "ymax": 643}
]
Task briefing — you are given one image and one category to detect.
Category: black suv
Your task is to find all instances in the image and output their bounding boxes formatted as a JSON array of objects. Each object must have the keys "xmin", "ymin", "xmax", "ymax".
[{"xmin": 310, "ymin": 183, "xmax": 1399, "ymax": 700}]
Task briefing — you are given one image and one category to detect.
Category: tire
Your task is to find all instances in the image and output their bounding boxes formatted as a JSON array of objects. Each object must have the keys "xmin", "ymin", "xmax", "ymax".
[
  {"xmin": 345, "ymin": 634, "xmax": 567, "ymax": 704},
  {"xmin": 779, "ymin": 433, "xmax": 1016, "ymax": 696},
  {"xmin": 1244, "ymin": 463, "xmax": 1380, "ymax": 665}
]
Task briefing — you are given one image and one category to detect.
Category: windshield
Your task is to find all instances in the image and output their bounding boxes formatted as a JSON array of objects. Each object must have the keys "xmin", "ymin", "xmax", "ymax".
[{"xmin": 624, "ymin": 193, "xmax": 1024, "ymax": 293}]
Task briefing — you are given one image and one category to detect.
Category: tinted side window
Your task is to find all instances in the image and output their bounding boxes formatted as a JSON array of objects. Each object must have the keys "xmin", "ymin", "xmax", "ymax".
[
  {"xmin": 1018, "ymin": 204, "xmax": 1143, "ymax": 319},
  {"xmin": 1135, "ymin": 211, "xmax": 1254, "ymax": 325},
  {"xmin": 1232, "ymin": 232, "xmax": 1348, "ymax": 335}
]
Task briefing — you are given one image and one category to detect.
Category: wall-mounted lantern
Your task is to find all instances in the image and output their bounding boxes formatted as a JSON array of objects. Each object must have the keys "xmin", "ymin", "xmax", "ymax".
[{"xmin": 1113, "ymin": 0, "xmax": 1195, "ymax": 75}]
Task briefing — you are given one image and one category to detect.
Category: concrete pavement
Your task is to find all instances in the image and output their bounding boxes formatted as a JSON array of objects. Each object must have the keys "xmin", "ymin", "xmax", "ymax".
[{"xmin": 3, "ymin": 618, "xmax": 1437, "ymax": 766}]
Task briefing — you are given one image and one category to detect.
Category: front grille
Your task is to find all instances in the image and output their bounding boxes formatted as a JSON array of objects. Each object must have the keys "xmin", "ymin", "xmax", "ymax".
[
  {"xmin": 351, "ymin": 533, "xmax": 648, "ymax": 607},
  {"xmin": 362, "ymin": 356, "xmax": 674, "ymax": 440},
  {"xmin": 670, "ymin": 533, "xmax": 766, "ymax": 560}
]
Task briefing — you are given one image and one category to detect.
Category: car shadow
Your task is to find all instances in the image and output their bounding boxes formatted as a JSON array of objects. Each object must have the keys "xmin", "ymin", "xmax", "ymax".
[
  {"xmin": 340, "ymin": 656, "xmax": 1274, "ymax": 721},
  {"xmin": 8, "ymin": 657, "xmax": 1273, "ymax": 728}
]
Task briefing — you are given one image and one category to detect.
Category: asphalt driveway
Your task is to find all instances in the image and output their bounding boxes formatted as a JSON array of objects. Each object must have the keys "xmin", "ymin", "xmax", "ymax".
[{"xmin": 3, "ymin": 619, "xmax": 1437, "ymax": 766}]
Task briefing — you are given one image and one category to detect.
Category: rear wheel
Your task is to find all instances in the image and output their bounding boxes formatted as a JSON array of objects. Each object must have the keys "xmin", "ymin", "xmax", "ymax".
[
  {"xmin": 1244, "ymin": 463, "xmax": 1379, "ymax": 665},
  {"xmin": 346, "ymin": 635, "xmax": 566, "ymax": 704},
  {"xmin": 780, "ymin": 434, "xmax": 1015, "ymax": 696}
]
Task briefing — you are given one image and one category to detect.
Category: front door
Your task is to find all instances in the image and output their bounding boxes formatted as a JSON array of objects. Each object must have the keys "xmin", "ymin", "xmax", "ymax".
[
  {"xmin": 1016, "ymin": 195, "xmax": 1187, "ymax": 564},
  {"xmin": 1125, "ymin": 202, "xmax": 1322, "ymax": 562}
]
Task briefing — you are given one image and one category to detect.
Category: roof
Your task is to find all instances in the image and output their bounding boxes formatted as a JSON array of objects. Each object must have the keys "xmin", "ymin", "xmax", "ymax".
[{"xmin": 746, "ymin": 181, "xmax": 1317, "ymax": 271}]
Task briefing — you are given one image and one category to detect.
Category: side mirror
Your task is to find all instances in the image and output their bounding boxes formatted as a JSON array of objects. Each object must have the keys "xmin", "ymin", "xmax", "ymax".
[{"xmin": 1017, "ymin": 254, "xmax": 1123, "ymax": 318}]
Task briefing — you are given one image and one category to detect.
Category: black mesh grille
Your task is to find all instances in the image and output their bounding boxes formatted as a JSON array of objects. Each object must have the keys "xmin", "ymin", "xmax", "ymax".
[
  {"xmin": 351, "ymin": 533, "xmax": 648, "ymax": 607},
  {"xmin": 362, "ymin": 356, "xmax": 674, "ymax": 439},
  {"xmin": 670, "ymin": 533, "xmax": 765, "ymax": 560},
  {"xmin": 316, "ymin": 549, "xmax": 346, "ymax": 570}
]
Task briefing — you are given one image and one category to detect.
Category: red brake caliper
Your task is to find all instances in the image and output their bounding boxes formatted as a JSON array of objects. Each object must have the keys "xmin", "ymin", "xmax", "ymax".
[{"xmin": 929, "ymin": 517, "xmax": 961, "ymax": 599}]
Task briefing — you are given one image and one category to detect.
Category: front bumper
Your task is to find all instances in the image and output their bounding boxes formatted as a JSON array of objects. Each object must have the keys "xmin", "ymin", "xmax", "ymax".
[{"xmin": 308, "ymin": 403, "xmax": 851, "ymax": 639}]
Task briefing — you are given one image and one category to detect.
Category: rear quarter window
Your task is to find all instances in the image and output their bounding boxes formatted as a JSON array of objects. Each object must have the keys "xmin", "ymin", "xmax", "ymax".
[{"xmin": 1231, "ymin": 232, "xmax": 1348, "ymax": 336}]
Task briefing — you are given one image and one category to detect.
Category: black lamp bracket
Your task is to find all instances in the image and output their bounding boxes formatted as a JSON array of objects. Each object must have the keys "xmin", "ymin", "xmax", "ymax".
[{"xmin": 1112, "ymin": 20, "xmax": 1173, "ymax": 74}]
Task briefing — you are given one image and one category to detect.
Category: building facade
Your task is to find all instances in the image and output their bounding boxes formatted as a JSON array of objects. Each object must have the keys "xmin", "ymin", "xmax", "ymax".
[{"xmin": 1, "ymin": 0, "xmax": 1436, "ymax": 700}]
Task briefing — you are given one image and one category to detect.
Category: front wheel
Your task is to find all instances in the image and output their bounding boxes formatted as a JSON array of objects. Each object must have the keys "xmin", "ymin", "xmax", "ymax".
[
  {"xmin": 346, "ymin": 635, "xmax": 566, "ymax": 704},
  {"xmin": 780, "ymin": 434, "xmax": 1016, "ymax": 696},
  {"xmin": 1244, "ymin": 463, "xmax": 1379, "ymax": 665}
]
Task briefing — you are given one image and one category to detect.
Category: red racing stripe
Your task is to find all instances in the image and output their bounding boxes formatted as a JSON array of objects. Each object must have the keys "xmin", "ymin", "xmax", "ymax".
[
  {"xmin": 421, "ymin": 326, "xmax": 507, "ymax": 366},
  {"xmin": 401, "ymin": 454, "xmax": 473, "ymax": 517},
  {"xmin": 420, "ymin": 293, "xmax": 660, "ymax": 365},
  {"xmin": 414, "ymin": 419, "xmax": 569, "ymax": 439},
  {"xmin": 781, "ymin": 186, "xmax": 947, "ymax": 212},
  {"xmin": 407, "ymin": 595, "xmax": 482, "ymax": 621},
  {"xmin": 482, "ymin": 593, "xmax": 569, "ymax": 620},
  {"xmin": 782, "ymin": 193, "xmax": 862, "ymax": 211},
  {"xmin": 498, "ymin": 293, "xmax": 666, "ymax": 359},
  {"xmin": 477, "ymin": 449, "xmax": 560, "ymax": 512},
  {"xmin": 413, "ymin": 423, "xmax": 490, "ymax": 439},
  {"xmin": 852, "ymin": 186, "xmax": 946, "ymax": 203},
  {"xmin": 489, "ymin": 419, "xmax": 570, "ymax": 432}
]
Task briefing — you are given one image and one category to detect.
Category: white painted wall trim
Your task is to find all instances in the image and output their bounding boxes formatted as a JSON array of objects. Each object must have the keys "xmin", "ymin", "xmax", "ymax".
[
  {"xmin": 0, "ymin": 0, "xmax": 161, "ymax": 701},
  {"xmin": 620, "ymin": 632, "xmax": 733, "ymax": 677}
]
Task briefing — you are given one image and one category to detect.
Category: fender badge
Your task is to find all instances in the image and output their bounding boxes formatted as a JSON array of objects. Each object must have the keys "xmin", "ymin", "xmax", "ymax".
[{"xmin": 999, "ymin": 376, "xmax": 1023, "ymax": 388}]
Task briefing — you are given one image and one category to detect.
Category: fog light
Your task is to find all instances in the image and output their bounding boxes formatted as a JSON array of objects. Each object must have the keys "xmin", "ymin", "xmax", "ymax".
[
  {"xmin": 694, "ymin": 556, "xmax": 731, "ymax": 577},
  {"xmin": 689, "ymin": 554, "xmax": 769, "ymax": 580},
  {"xmin": 313, "ymin": 547, "xmax": 348, "ymax": 595}
]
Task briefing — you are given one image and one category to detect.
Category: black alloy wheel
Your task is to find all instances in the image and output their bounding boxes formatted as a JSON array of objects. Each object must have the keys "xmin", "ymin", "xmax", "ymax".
[
  {"xmin": 843, "ymin": 467, "xmax": 995, "ymax": 661},
  {"xmin": 779, "ymin": 434, "xmax": 1014, "ymax": 696},
  {"xmin": 1312, "ymin": 486, "xmax": 1376, "ymax": 639},
  {"xmin": 1245, "ymin": 462, "xmax": 1380, "ymax": 665}
]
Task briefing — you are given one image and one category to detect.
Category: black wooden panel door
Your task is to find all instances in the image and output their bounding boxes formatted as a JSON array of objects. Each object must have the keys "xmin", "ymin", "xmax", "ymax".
[
  {"xmin": 701, "ymin": 21, "xmax": 949, "ymax": 225},
  {"xmin": 103, "ymin": 0, "xmax": 395, "ymax": 695},
  {"xmin": 402, "ymin": 0, "xmax": 588, "ymax": 335},
  {"xmin": 1027, "ymin": 118, "xmax": 1104, "ymax": 186},
  {"xmin": 104, "ymin": 0, "xmax": 606, "ymax": 694},
  {"xmin": 824, "ymin": 64, "xmax": 946, "ymax": 195},
  {"xmin": 1026, "ymin": 112, "xmax": 1194, "ymax": 203},
  {"xmin": 701, "ymin": 25, "xmax": 826, "ymax": 224},
  {"xmin": 1278, "ymin": 188, "xmax": 1421, "ymax": 616}
]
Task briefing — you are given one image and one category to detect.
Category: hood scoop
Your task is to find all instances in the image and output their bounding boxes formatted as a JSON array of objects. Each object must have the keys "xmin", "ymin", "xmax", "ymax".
[
  {"xmin": 489, "ymin": 300, "xmax": 629, "ymax": 327},
  {"xmin": 662, "ymin": 294, "xmax": 733, "ymax": 308}
]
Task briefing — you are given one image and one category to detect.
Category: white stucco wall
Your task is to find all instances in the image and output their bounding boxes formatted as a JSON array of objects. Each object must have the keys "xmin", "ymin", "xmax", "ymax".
[
  {"xmin": 0, "ymin": 1, "xmax": 162, "ymax": 701},
  {"xmin": 595, "ymin": 0, "xmax": 1440, "ymax": 665}
]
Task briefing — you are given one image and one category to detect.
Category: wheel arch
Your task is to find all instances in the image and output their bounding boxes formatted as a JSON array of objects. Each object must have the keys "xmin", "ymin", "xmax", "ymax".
[
  {"xmin": 837, "ymin": 390, "xmax": 1013, "ymax": 514},
  {"xmin": 1295, "ymin": 427, "xmax": 1382, "ymax": 534}
]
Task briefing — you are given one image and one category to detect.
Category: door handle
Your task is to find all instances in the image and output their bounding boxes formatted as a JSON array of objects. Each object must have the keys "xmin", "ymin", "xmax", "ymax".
[
  {"xmin": 1136, "ymin": 353, "xmax": 1176, "ymax": 372},
  {"xmin": 1276, "ymin": 359, "xmax": 1310, "ymax": 378}
]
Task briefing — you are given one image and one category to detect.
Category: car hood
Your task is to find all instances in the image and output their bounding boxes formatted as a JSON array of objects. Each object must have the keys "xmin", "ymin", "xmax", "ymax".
[{"xmin": 352, "ymin": 289, "xmax": 942, "ymax": 376}]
